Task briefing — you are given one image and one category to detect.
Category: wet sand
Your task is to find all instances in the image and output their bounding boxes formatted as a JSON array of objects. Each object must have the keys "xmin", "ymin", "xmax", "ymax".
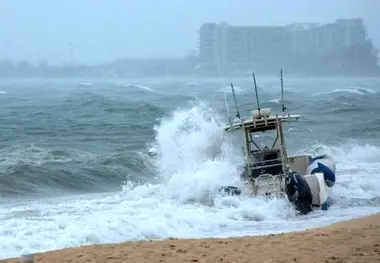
[{"xmin": 2, "ymin": 213, "xmax": 380, "ymax": 263}]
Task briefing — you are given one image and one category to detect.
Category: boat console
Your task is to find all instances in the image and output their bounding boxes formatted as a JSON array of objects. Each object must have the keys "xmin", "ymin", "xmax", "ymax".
[{"xmin": 247, "ymin": 149, "xmax": 283, "ymax": 179}]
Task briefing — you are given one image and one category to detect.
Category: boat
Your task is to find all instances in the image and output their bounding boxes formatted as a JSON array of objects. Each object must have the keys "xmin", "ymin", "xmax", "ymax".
[{"xmin": 220, "ymin": 70, "xmax": 336, "ymax": 215}]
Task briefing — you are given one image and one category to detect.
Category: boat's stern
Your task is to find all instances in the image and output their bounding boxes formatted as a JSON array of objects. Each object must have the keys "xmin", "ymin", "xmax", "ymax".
[{"xmin": 247, "ymin": 173, "xmax": 285, "ymax": 197}]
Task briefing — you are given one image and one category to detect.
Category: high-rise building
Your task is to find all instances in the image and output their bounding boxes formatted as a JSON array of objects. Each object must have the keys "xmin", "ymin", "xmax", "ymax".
[{"xmin": 198, "ymin": 19, "xmax": 369, "ymax": 69}]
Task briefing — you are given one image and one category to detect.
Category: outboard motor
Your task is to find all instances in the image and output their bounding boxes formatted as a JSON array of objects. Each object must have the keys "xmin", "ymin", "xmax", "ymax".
[
  {"xmin": 285, "ymin": 172, "xmax": 313, "ymax": 215},
  {"xmin": 307, "ymin": 155, "xmax": 336, "ymax": 187}
]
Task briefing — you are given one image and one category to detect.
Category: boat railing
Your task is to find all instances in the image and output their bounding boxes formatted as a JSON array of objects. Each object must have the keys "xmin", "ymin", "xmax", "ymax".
[
  {"xmin": 251, "ymin": 173, "xmax": 283, "ymax": 197},
  {"xmin": 249, "ymin": 157, "xmax": 283, "ymax": 167},
  {"xmin": 251, "ymin": 162, "xmax": 283, "ymax": 170},
  {"xmin": 251, "ymin": 157, "xmax": 282, "ymax": 163}
]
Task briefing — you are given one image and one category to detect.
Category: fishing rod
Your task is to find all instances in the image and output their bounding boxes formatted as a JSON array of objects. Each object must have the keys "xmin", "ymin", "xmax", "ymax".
[
  {"xmin": 230, "ymin": 83, "xmax": 241, "ymax": 119},
  {"xmin": 224, "ymin": 92, "xmax": 232, "ymax": 125},
  {"xmin": 280, "ymin": 69, "xmax": 286, "ymax": 114},
  {"xmin": 252, "ymin": 72, "xmax": 261, "ymax": 117}
]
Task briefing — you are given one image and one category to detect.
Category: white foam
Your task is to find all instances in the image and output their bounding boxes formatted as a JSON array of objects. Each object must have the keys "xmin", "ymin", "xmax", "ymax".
[
  {"xmin": 1, "ymin": 102, "xmax": 379, "ymax": 259},
  {"xmin": 332, "ymin": 88, "xmax": 364, "ymax": 95},
  {"xmin": 78, "ymin": 82, "xmax": 93, "ymax": 87},
  {"xmin": 313, "ymin": 85, "xmax": 377, "ymax": 96},
  {"xmin": 185, "ymin": 82, "xmax": 200, "ymax": 87},
  {"xmin": 266, "ymin": 98, "xmax": 280, "ymax": 103},
  {"xmin": 124, "ymin": 83, "xmax": 154, "ymax": 92},
  {"xmin": 346, "ymin": 85, "xmax": 376, "ymax": 94},
  {"xmin": 308, "ymin": 143, "xmax": 380, "ymax": 200}
]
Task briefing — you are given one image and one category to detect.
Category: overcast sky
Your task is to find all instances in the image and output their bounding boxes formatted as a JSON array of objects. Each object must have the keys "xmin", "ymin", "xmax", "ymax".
[{"xmin": 0, "ymin": 0, "xmax": 378, "ymax": 65}]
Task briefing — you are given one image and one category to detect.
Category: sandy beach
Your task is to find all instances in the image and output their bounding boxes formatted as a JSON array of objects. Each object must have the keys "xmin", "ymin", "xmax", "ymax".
[{"xmin": 1, "ymin": 213, "xmax": 379, "ymax": 263}]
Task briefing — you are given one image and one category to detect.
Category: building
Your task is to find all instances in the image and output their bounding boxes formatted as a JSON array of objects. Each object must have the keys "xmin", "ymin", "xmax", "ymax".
[
  {"xmin": 199, "ymin": 22, "xmax": 289, "ymax": 69},
  {"xmin": 286, "ymin": 19, "xmax": 366, "ymax": 54},
  {"xmin": 198, "ymin": 18, "xmax": 369, "ymax": 70}
]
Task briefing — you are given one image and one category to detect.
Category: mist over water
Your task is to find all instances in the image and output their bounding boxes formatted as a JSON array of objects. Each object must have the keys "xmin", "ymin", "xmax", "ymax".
[{"xmin": 0, "ymin": 76, "xmax": 380, "ymax": 258}]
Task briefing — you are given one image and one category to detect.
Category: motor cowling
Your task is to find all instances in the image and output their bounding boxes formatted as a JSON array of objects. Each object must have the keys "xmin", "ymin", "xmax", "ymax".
[
  {"xmin": 306, "ymin": 155, "xmax": 336, "ymax": 187},
  {"xmin": 285, "ymin": 171, "xmax": 313, "ymax": 215}
]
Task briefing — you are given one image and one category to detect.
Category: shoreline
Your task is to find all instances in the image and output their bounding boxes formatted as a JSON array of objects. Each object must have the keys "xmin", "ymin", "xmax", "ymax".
[{"xmin": 2, "ymin": 213, "xmax": 380, "ymax": 263}]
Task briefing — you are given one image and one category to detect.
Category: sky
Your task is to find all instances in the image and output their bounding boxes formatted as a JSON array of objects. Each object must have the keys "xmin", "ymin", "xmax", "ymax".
[{"xmin": 0, "ymin": 0, "xmax": 378, "ymax": 65}]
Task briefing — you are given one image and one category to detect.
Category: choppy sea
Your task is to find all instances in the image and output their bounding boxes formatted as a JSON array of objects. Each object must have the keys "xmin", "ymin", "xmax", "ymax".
[{"xmin": 1, "ymin": 76, "xmax": 380, "ymax": 258}]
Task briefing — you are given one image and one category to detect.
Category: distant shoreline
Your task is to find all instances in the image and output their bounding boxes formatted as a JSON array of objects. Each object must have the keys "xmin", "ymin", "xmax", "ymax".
[
  {"xmin": 0, "ymin": 69, "xmax": 379, "ymax": 79},
  {"xmin": 0, "ymin": 73, "xmax": 379, "ymax": 79},
  {"xmin": 1, "ymin": 57, "xmax": 379, "ymax": 79}
]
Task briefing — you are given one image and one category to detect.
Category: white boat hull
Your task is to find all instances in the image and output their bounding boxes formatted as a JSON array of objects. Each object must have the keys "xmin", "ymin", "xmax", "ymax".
[{"xmin": 221, "ymin": 155, "xmax": 336, "ymax": 214}]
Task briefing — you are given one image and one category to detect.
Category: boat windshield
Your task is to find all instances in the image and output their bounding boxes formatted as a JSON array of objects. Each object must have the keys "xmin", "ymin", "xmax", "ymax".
[{"xmin": 248, "ymin": 129, "xmax": 279, "ymax": 152}]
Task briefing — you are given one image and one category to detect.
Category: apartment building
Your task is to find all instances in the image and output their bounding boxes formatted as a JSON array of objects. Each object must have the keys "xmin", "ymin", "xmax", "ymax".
[{"xmin": 198, "ymin": 18, "xmax": 368, "ymax": 68}]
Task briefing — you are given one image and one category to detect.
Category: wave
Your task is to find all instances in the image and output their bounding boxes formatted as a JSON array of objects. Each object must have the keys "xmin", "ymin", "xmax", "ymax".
[
  {"xmin": 122, "ymin": 101, "xmax": 380, "ymax": 207},
  {"xmin": 78, "ymin": 82, "xmax": 93, "ymax": 87},
  {"xmin": 122, "ymin": 83, "xmax": 154, "ymax": 92},
  {"xmin": 62, "ymin": 91, "xmax": 166, "ymax": 119},
  {"xmin": 185, "ymin": 82, "xmax": 200, "ymax": 87},
  {"xmin": 1, "ymin": 99, "xmax": 380, "ymax": 259},
  {"xmin": 313, "ymin": 85, "xmax": 378, "ymax": 96},
  {"xmin": 0, "ymin": 144, "xmax": 157, "ymax": 197},
  {"xmin": 264, "ymin": 98, "xmax": 280, "ymax": 103},
  {"xmin": 3, "ymin": 98, "xmax": 377, "ymax": 202}
]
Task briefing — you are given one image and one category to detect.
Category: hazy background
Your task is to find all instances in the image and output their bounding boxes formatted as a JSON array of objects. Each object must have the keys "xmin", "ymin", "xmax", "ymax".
[{"xmin": 0, "ymin": 0, "xmax": 379, "ymax": 65}]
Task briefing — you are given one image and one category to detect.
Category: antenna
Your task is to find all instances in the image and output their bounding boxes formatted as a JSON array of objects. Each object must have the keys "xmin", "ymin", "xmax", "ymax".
[
  {"xmin": 252, "ymin": 72, "xmax": 261, "ymax": 117},
  {"xmin": 280, "ymin": 69, "xmax": 286, "ymax": 114},
  {"xmin": 230, "ymin": 83, "xmax": 241, "ymax": 119}
]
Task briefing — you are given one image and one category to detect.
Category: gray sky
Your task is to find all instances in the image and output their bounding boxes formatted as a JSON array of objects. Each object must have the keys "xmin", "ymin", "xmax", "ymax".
[{"xmin": 0, "ymin": 0, "xmax": 378, "ymax": 65}]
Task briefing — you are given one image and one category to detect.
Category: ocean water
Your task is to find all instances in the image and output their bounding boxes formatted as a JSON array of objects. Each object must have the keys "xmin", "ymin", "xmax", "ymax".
[{"xmin": 1, "ymin": 76, "xmax": 380, "ymax": 259}]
